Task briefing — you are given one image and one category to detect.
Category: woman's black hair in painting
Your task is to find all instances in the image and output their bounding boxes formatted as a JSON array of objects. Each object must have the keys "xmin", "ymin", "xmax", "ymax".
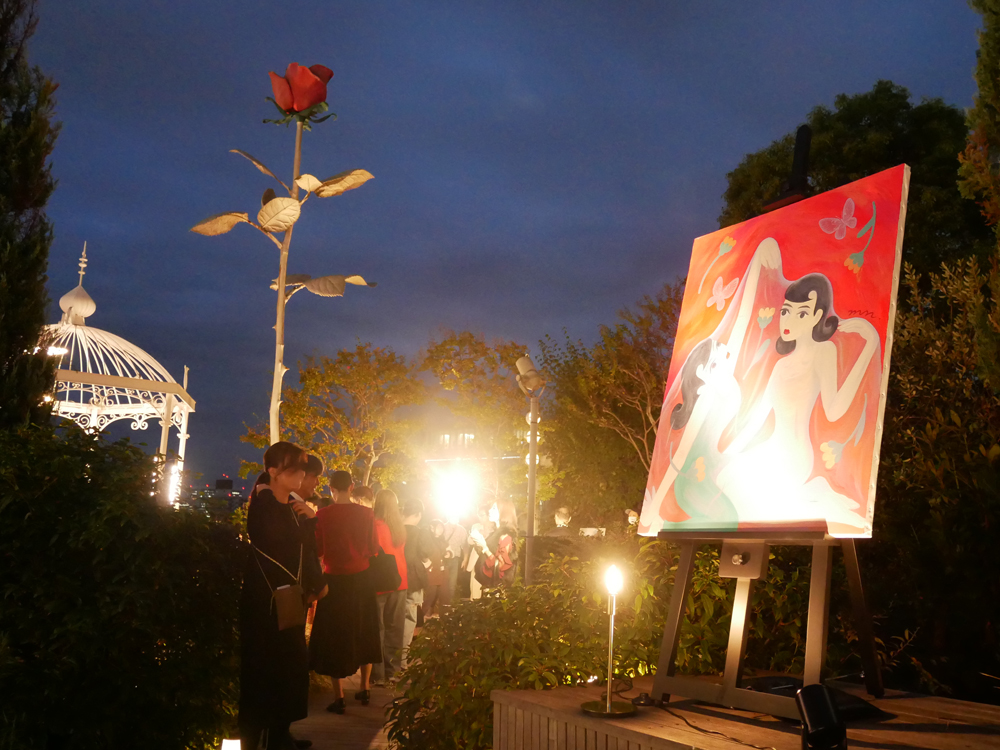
[
  {"xmin": 775, "ymin": 273, "xmax": 839, "ymax": 355},
  {"xmin": 670, "ymin": 338, "xmax": 715, "ymax": 430}
]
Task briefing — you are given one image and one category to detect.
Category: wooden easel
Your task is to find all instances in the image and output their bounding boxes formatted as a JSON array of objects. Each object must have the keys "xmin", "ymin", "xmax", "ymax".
[{"xmin": 651, "ymin": 528, "xmax": 883, "ymax": 720}]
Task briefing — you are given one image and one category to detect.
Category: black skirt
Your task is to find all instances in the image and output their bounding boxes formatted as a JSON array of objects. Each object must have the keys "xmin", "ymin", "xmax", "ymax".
[
  {"xmin": 309, "ymin": 570, "xmax": 382, "ymax": 678},
  {"xmin": 239, "ymin": 585, "xmax": 309, "ymax": 727}
]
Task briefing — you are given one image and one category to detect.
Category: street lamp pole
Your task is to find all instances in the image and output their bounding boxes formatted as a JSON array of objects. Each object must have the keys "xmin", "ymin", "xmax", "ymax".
[
  {"xmin": 526, "ymin": 393, "xmax": 540, "ymax": 583},
  {"xmin": 516, "ymin": 355, "xmax": 545, "ymax": 586}
]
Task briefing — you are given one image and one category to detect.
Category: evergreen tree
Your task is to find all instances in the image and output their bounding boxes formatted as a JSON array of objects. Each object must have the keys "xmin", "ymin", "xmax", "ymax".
[
  {"xmin": 959, "ymin": 0, "xmax": 1000, "ymax": 390},
  {"xmin": 0, "ymin": 0, "xmax": 59, "ymax": 429}
]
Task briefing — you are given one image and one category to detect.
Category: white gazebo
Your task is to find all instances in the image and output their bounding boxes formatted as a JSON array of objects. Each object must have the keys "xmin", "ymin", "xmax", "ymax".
[{"xmin": 45, "ymin": 245, "xmax": 195, "ymax": 502}]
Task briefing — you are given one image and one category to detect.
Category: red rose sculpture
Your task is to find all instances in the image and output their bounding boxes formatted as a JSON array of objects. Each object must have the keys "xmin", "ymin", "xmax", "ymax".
[{"xmin": 270, "ymin": 63, "xmax": 333, "ymax": 112}]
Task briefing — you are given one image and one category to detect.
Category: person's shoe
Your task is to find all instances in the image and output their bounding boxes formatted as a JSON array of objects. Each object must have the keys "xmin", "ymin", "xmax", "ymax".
[
  {"xmin": 354, "ymin": 689, "xmax": 371, "ymax": 705},
  {"xmin": 326, "ymin": 698, "xmax": 346, "ymax": 714}
]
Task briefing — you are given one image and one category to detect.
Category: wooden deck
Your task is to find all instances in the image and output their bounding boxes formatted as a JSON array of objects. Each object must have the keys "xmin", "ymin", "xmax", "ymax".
[
  {"xmin": 492, "ymin": 676, "xmax": 1000, "ymax": 750},
  {"xmin": 289, "ymin": 671, "xmax": 392, "ymax": 750}
]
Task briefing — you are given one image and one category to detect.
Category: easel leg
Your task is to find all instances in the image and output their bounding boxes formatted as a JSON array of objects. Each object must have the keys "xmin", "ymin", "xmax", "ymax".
[
  {"xmin": 652, "ymin": 541, "xmax": 696, "ymax": 702},
  {"xmin": 804, "ymin": 544, "xmax": 833, "ymax": 685},
  {"xmin": 722, "ymin": 578, "xmax": 754, "ymax": 691},
  {"xmin": 842, "ymin": 538, "xmax": 884, "ymax": 697}
]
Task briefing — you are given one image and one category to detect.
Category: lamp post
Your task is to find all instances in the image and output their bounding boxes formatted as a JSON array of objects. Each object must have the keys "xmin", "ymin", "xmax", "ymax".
[
  {"xmin": 582, "ymin": 564, "xmax": 638, "ymax": 717},
  {"xmin": 515, "ymin": 355, "xmax": 545, "ymax": 585}
]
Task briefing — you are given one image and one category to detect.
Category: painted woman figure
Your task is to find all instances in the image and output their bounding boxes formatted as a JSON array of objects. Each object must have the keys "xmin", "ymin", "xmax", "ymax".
[{"xmin": 716, "ymin": 262, "xmax": 877, "ymax": 529}]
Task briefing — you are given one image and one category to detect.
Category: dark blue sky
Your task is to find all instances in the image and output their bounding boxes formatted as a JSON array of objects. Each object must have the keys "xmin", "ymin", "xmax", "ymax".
[{"xmin": 34, "ymin": 1, "xmax": 981, "ymax": 482}]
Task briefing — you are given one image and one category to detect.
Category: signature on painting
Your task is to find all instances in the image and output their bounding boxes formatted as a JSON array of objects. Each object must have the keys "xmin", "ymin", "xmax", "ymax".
[{"xmin": 848, "ymin": 309, "xmax": 875, "ymax": 319}]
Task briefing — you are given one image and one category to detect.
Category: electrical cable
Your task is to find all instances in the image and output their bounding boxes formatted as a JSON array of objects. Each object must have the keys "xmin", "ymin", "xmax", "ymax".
[
  {"xmin": 659, "ymin": 705, "xmax": 778, "ymax": 750},
  {"xmin": 601, "ymin": 676, "xmax": 779, "ymax": 750}
]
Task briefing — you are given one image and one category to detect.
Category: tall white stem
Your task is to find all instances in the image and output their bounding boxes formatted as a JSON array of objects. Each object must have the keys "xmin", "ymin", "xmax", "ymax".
[{"xmin": 269, "ymin": 120, "xmax": 304, "ymax": 445}]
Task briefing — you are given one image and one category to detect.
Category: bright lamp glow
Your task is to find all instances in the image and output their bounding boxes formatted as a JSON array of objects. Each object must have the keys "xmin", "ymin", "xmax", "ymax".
[
  {"xmin": 604, "ymin": 565, "xmax": 623, "ymax": 596},
  {"xmin": 168, "ymin": 464, "xmax": 180, "ymax": 504},
  {"xmin": 47, "ymin": 346, "xmax": 68, "ymax": 356},
  {"xmin": 433, "ymin": 466, "xmax": 479, "ymax": 523},
  {"xmin": 221, "ymin": 741, "xmax": 240, "ymax": 750}
]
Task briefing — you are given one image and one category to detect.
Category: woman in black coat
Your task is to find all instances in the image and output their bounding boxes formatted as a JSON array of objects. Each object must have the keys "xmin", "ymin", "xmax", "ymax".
[{"xmin": 239, "ymin": 442, "xmax": 326, "ymax": 750}]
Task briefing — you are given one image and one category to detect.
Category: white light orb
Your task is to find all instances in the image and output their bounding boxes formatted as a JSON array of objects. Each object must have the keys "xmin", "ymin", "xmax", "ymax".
[{"xmin": 433, "ymin": 466, "xmax": 479, "ymax": 523}]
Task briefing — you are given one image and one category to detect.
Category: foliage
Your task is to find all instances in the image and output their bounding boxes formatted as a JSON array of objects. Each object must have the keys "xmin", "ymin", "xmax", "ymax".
[
  {"xmin": 386, "ymin": 537, "xmax": 866, "ymax": 750},
  {"xmin": 866, "ymin": 260, "xmax": 1000, "ymax": 696},
  {"xmin": 720, "ymin": 80, "xmax": 992, "ymax": 278},
  {"xmin": 958, "ymin": 0, "xmax": 1000, "ymax": 390},
  {"xmin": 243, "ymin": 342, "xmax": 425, "ymax": 484},
  {"xmin": 0, "ymin": 424, "xmax": 244, "ymax": 749},
  {"xmin": 0, "ymin": 0, "xmax": 59, "ymax": 429},
  {"xmin": 537, "ymin": 282, "xmax": 683, "ymax": 525},
  {"xmin": 420, "ymin": 331, "xmax": 544, "ymax": 508}
]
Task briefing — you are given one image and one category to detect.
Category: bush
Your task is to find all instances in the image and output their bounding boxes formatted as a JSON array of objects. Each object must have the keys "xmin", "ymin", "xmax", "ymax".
[
  {"xmin": 386, "ymin": 537, "xmax": 846, "ymax": 750},
  {"xmin": 0, "ymin": 424, "xmax": 244, "ymax": 749}
]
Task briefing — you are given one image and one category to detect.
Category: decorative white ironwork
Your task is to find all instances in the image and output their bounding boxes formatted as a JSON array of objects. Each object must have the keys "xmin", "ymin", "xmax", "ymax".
[{"xmin": 43, "ymin": 244, "xmax": 196, "ymax": 504}]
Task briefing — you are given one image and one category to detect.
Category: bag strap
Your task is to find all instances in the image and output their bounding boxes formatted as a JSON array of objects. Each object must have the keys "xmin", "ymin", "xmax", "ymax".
[
  {"xmin": 251, "ymin": 502, "xmax": 303, "ymax": 586},
  {"xmin": 252, "ymin": 543, "xmax": 302, "ymax": 582}
]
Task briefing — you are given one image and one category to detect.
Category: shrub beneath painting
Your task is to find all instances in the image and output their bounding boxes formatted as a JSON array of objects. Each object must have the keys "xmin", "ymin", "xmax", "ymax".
[
  {"xmin": 386, "ymin": 538, "xmax": 892, "ymax": 750},
  {"xmin": 0, "ymin": 424, "xmax": 244, "ymax": 750}
]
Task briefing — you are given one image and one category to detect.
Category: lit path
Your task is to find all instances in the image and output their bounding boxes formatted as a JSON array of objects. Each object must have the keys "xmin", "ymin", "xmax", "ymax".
[{"xmin": 290, "ymin": 671, "xmax": 393, "ymax": 750}]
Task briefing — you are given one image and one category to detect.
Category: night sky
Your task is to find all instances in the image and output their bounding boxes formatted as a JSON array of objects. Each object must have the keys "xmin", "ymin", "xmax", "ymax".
[{"xmin": 33, "ymin": 1, "xmax": 981, "ymax": 484}]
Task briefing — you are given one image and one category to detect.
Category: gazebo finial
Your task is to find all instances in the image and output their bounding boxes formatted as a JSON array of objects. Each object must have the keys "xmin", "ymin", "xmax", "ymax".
[{"xmin": 78, "ymin": 241, "xmax": 88, "ymax": 285}]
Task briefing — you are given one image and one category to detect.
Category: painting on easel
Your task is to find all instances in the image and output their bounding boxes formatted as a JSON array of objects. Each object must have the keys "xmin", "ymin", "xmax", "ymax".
[{"xmin": 639, "ymin": 165, "xmax": 910, "ymax": 538}]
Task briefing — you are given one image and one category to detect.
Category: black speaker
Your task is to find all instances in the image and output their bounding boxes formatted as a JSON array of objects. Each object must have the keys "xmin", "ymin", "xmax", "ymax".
[{"xmin": 795, "ymin": 684, "xmax": 847, "ymax": 750}]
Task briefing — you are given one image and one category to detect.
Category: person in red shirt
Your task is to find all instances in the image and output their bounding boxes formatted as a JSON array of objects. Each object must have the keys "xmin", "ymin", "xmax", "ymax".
[
  {"xmin": 372, "ymin": 489, "xmax": 408, "ymax": 685},
  {"xmin": 308, "ymin": 471, "xmax": 382, "ymax": 714}
]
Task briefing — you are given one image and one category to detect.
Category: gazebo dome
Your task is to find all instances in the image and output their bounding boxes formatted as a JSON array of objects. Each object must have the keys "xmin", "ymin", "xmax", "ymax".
[
  {"xmin": 46, "ymin": 323, "xmax": 178, "ymax": 386},
  {"xmin": 44, "ymin": 244, "xmax": 194, "ymax": 503}
]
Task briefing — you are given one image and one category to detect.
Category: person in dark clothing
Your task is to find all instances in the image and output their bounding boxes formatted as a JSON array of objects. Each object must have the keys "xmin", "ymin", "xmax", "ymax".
[
  {"xmin": 308, "ymin": 470, "xmax": 382, "ymax": 714},
  {"xmin": 293, "ymin": 455, "xmax": 327, "ymax": 639},
  {"xmin": 239, "ymin": 442, "xmax": 325, "ymax": 750},
  {"xmin": 401, "ymin": 499, "xmax": 433, "ymax": 668},
  {"xmin": 544, "ymin": 506, "xmax": 575, "ymax": 538},
  {"xmin": 422, "ymin": 520, "xmax": 448, "ymax": 617}
]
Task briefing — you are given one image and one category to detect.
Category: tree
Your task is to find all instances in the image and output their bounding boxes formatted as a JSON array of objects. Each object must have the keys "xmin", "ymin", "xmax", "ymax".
[
  {"xmin": 421, "ymin": 331, "xmax": 533, "ymax": 506},
  {"xmin": 958, "ymin": 0, "xmax": 1000, "ymax": 390},
  {"xmin": 242, "ymin": 342, "xmax": 425, "ymax": 485},
  {"xmin": 0, "ymin": 0, "xmax": 59, "ymax": 429},
  {"xmin": 721, "ymin": 80, "xmax": 991, "ymax": 278},
  {"xmin": 866, "ymin": 259, "xmax": 1000, "ymax": 696},
  {"xmin": 538, "ymin": 282, "xmax": 684, "ymax": 525}
]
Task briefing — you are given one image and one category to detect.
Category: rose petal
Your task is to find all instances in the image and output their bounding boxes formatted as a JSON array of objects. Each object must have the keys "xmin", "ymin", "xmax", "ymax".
[
  {"xmin": 269, "ymin": 71, "xmax": 294, "ymax": 111},
  {"xmin": 285, "ymin": 62, "xmax": 326, "ymax": 112},
  {"xmin": 309, "ymin": 64, "xmax": 334, "ymax": 84}
]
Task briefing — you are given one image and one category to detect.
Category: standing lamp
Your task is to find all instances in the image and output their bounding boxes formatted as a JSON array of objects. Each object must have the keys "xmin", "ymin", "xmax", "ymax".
[
  {"xmin": 220, "ymin": 740, "xmax": 240, "ymax": 750},
  {"xmin": 582, "ymin": 565, "xmax": 638, "ymax": 717},
  {"xmin": 515, "ymin": 355, "xmax": 545, "ymax": 584}
]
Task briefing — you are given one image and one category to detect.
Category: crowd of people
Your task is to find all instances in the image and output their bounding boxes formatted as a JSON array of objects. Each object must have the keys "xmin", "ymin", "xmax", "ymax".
[{"xmin": 237, "ymin": 441, "xmax": 524, "ymax": 750}]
